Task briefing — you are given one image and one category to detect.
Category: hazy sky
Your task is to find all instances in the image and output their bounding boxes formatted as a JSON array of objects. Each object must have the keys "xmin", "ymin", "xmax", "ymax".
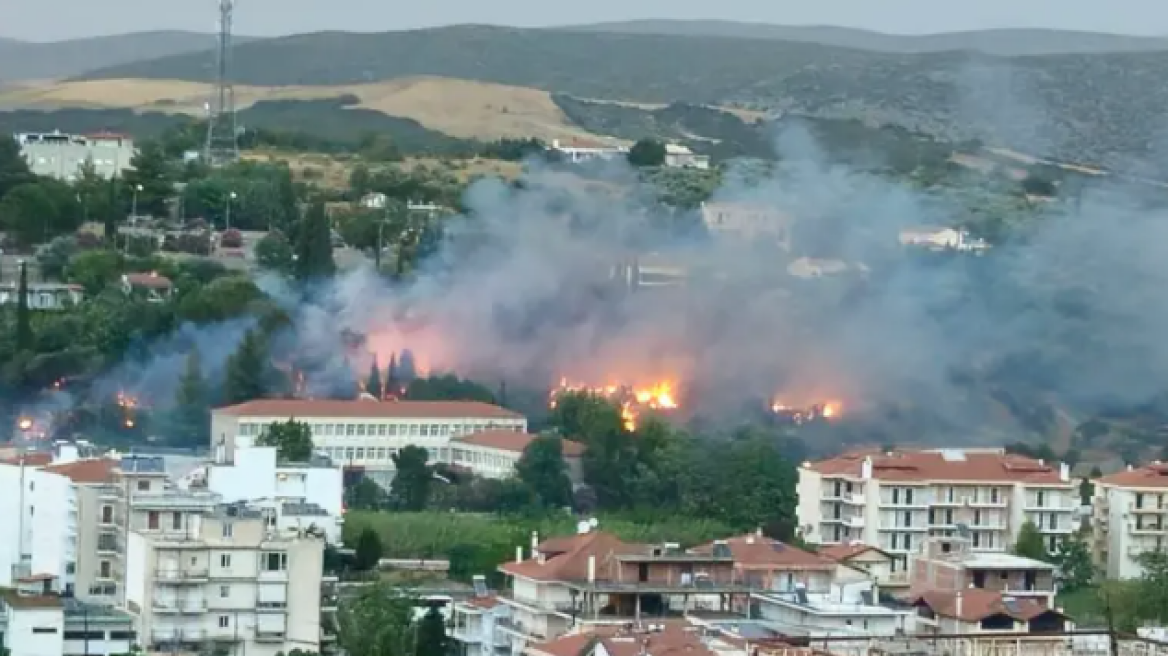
[{"xmin": 3, "ymin": 0, "xmax": 1167, "ymax": 41}]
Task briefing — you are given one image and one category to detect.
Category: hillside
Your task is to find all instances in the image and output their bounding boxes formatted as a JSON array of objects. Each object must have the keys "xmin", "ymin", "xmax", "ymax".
[
  {"xmin": 0, "ymin": 31, "xmax": 262, "ymax": 82},
  {"xmin": 69, "ymin": 25, "xmax": 1168, "ymax": 171},
  {"xmin": 0, "ymin": 77, "xmax": 603, "ymax": 143},
  {"xmin": 567, "ymin": 21, "xmax": 1168, "ymax": 56}
]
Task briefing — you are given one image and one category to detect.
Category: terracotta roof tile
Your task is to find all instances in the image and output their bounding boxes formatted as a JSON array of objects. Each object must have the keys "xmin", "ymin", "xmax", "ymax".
[
  {"xmin": 1, "ymin": 452, "xmax": 52, "ymax": 467},
  {"xmin": 44, "ymin": 458, "xmax": 117, "ymax": 484},
  {"xmin": 911, "ymin": 589, "xmax": 1058, "ymax": 622},
  {"xmin": 1097, "ymin": 464, "xmax": 1168, "ymax": 489},
  {"xmin": 500, "ymin": 532, "xmax": 643, "ymax": 581},
  {"xmin": 819, "ymin": 543, "xmax": 892, "ymax": 562},
  {"xmin": 808, "ymin": 449, "xmax": 1068, "ymax": 484},
  {"xmin": 529, "ymin": 625, "xmax": 716, "ymax": 656},
  {"xmin": 0, "ymin": 590, "xmax": 63, "ymax": 609},
  {"xmin": 462, "ymin": 595, "xmax": 500, "ymax": 610},
  {"xmin": 454, "ymin": 431, "xmax": 585, "ymax": 456},
  {"xmin": 124, "ymin": 272, "xmax": 173, "ymax": 289},
  {"xmin": 690, "ymin": 534, "xmax": 836, "ymax": 570},
  {"xmin": 215, "ymin": 399, "xmax": 523, "ymax": 420}
]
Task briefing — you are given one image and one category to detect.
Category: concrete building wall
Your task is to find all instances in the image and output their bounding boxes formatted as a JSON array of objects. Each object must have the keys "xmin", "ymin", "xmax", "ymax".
[
  {"xmin": 5, "ymin": 606, "xmax": 65, "ymax": 656},
  {"xmin": 16, "ymin": 132, "xmax": 135, "ymax": 181}
]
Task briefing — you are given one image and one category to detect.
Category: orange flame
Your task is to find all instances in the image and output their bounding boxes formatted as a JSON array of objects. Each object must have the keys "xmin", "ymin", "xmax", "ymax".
[
  {"xmin": 550, "ymin": 378, "xmax": 680, "ymax": 432},
  {"xmin": 770, "ymin": 398, "xmax": 843, "ymax": 424}
]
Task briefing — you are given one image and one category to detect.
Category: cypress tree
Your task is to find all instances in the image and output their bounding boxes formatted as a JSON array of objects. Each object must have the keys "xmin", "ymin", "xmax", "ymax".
[
  {"xmin": 294, "ymin": 199, "xmax": 335, "ymax": 281},
  {"xmin": 15, "ymin": 260, "xmax": 32, "ymax": 352},
  {"xmin": 366, "ymin": 358, "xmax": 383, "ymax": 399}
]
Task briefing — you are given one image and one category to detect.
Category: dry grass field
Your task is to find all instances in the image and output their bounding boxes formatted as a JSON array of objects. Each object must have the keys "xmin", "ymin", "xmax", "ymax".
[
  {"xmin": 242, "ymin": 151, "xmax": 526, "ymax": 189},
  {"xmin": 0, "ymin": 76, "xmax": 614, "ymax": 143}
]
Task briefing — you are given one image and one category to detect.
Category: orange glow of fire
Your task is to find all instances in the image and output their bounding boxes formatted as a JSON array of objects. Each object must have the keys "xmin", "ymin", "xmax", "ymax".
[
  {"xmin": 17, "ymin": 417, "xmax": 33, "ymax": 431},
  {"xmin": 770, "ymin": 398, "xmax": 843, "ymax": 423},
  {"xmin": 116, "ymin": 391, "xmax": 139, "ymax": 409},
  {"xmin": 550, "ymin": 378, "xmax": 680, "ymax": 432}
]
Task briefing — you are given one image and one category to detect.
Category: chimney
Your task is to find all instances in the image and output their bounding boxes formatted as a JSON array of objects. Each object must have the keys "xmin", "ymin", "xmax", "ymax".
[
  {"xmin": 955, "ymin": 590, "xmax": 963, "ymax": 619},
  {"xmin": 587, "ymin": 555, "xmax": 596, "ymax": 583},
  {"xmin": 861, "ymin": 456, "xmax": 873, "ymax": 481},
  {"xmin": 1059, "ymin": 462, "xmax": 1070, "ymax": 482},
  {"xmin": 531, "ymin": 531, "xmax": 539, "ymax": 555},
  {"xmin": 755, "ymin": 526, "xmax": 763, "ymax": 538},
  {"xmin": 515, "ymin": 546, "xmax": 523, "ymax": 563},
  {"xmin": 1128, "ymin": 463, "xmax": 1135, "ymax": 471}
]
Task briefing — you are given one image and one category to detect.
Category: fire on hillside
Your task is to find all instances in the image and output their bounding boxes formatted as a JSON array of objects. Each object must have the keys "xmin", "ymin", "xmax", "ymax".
[
  {"xmin": 770, "ymin": 399, "xmax": 844, "ymax": 425},
  {"xmin": 549, "ymin": 378, "xmax": 680, "ymax": 431}
]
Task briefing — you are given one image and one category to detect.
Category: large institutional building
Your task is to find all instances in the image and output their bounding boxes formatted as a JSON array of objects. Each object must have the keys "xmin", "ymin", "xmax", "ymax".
[{"xmin": 14, "ymin": 131, "xmax": 136, "ymax": 180}]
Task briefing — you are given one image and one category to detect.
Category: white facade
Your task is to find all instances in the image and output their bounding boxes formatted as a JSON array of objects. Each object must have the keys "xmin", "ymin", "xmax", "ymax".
[
  {"xmin": 797, "ymin": 449, "xmax": 1077, "ymax": 565},
  {"xmin": 0, "ymin": 283, "xmax": 85, "ymax": 310},
  {"xmin": 898, "ymin": 227, "xmax": 989, "ymax": 252},
  {"xmin": 752, "ymin": 586, "xmax": 912, "ymax": 648},
  {"xmin": 207, "ymin": 445, "xmax": 343, "ymax": 543},
  {"xmin": 211, "ymin": 400, "xmax": 527, "ymax": 473},
  {"xmin": 3, "ymin": 604, "xmax": 65, "ymax": 656},
  {"xmin": 663, "ymin": 144, "xmax": 711, "ymax": 169},
  {"xmin": 549, "ymin": 139, "xmax": 629, "ymax": 164},
  {"xmin": 1093, "ymin": 467, "xmax": 1168, "ymax": 579},
  {"xmin": 0, "ymin": 462, "xmax": 76, "ymax": 588},
  {"xmin": 15, "ymin": 131, "xmax": 136, "ymax": 181},
  {"xmin": 451, "ymin": 597, "xmax": 512, "ymax": 656},
  {"xmin": 124, "ymin": 504, "xmax": 324, "ymax": 656}
]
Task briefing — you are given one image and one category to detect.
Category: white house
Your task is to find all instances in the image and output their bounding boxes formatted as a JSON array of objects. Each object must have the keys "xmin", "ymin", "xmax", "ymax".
[
  {"xmin": 663, "ymin": 144, "xmax": 710, "ymax": 169},
  {"xmin": 0, "ymin": 282, "xmax": 84, "ymax": 310},
  {"xmin": 549, "ymin": 139, "xmax": 629, "ymax": 164},
  {"xmin": 898, "ymin": 226, "xmax": 989, "ymax": 253},
  {"xmin": 0, "ymin": 458, "xmax": 77, "ymax": 589}
]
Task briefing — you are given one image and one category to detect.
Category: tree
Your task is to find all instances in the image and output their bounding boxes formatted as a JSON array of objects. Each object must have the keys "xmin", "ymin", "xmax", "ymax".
[
  {"xmin": 1054, "ymin": 533, "xmax": 1094, "ymax": 593},
  {"xmin": 1012, "ymin": 521, "xmax": 1049, "ymax": 561},
  {"xmin": 64, "ymin": 249, "xmax": 123, "ymax": 295},
  {"xmin": 391, "ymin": 445, "xmax": 433, "ymax": 511},
  {"xmin": 0, "ymin": 135, "xmax": 34, "ymax": 200},
  {"xmin": 0, "ymin": 180, "xmax": 81, "ymax": 247},
  {"xmin": 399, "ymin": 350, "xmax": 418, "ymax": 382},
  {"xmin": 255, "ymin": 230, "xmax": 294, "ymax": 273},
  {"xmin": 353, "ymin": 527, "xmax": 383, "ymax": 572},
  {"xmin": 295, "ymin": 200, "xmax": 335, "ymax": 281},
  {"xmin": 224, "ymin": 329, "xmax": 270, "ymax": 403},
  {"xmin": 627, "ymin": 139, "xmax": 667, "ymax": 168},
  {"xmin": 516, "ymin": 436, "xmax": 573, "ymax": 508},
  {"xmin": 366, "ymin": 358, "xmax": 383, "ymax": 399},
  {"xmin": 14, "ymin": 260, "xmax": 31, "ymax": 353},
  {"xmin": 336, "ymin": 583, "xmax": 415, "ymax": 656},
  {"xmin": 257, "ymin": 419, "xmax": 315, "ymax": 461},
  {"xmin": 36, "ymin": 236, "xmax": 79, "ymax": 281},
  {"xmin": 122, "ymin": 139, "xmax": 174, "ymax": 217},
  {"xmin": 346, "ymin": 477, "xmax": 389, "ymax": 511},
  {"xmin": 171, "ymin": 349, "xmax": 210, "ymax": 447},
  {"xmin": 415, "ymin": 605, "xmax": 449, "ymax": 656}
]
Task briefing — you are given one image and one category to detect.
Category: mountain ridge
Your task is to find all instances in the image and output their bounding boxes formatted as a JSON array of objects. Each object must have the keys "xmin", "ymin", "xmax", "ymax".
[{"xmin": 563, "ymin": 20, "xmax": 1168, "ymax": 55}]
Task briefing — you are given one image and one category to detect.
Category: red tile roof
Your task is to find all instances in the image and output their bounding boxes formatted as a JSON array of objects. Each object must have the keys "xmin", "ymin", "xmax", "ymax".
[
  {"xmin": 462, "ymin": 595, "xmax": 501, "ymax": 610},
  {"xmin": 911, "ymin": 589, "xmax": 1058, "ymax": 622},
  {"xmin": 0, "ymin": 590, "xmax": 62, "ymax": 609},
  {"xmin": 499, "ymin": 531, "xmax": 643, "ymax": 581},
  {"xmin": 215, "ymin": 398, "xmax": 522, "ymax": 420},
  {"xmin": 690, "ymin": 534, "xmax": 837, "ymax": 571},
  {"xmin": 124, "ymin": 272, "xmax": 173, "ymax": 289},
  {"xmin": 1097, "ymin": 463, "xmax": 1168, "ymax": 489},
  {"xmin": 44, "ymin": 458, "xmax": 117, "ymax": 484},
  {"xmin": 529, "ymin": 625, "xmax": 716, "ymax": 656},
  {"xmin": 808, "ymin": 449, "xmax": 1068, "ymax": 484},
  {"xmin": 819, "ymin": 543, "xmax": 893, "ymax": 562},
  {"xmin": 1, "ymin": 452, "xmax": 52, "ymax": 467},
  {"xmin": 453, "ymin": 431, "xmax": 585, "ymax": 456}
]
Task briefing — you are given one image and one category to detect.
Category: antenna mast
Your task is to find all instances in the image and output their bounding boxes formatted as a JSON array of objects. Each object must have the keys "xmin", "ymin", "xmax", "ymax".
[{"xmin": 204, "ymin": 0, "xmax": 240, "ymax": 166}]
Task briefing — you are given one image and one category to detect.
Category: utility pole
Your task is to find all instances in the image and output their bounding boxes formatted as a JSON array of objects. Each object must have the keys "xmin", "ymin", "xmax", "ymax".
[{"xmin": 203, "ymin": 0, "xmax": 240, "ymax": 166}]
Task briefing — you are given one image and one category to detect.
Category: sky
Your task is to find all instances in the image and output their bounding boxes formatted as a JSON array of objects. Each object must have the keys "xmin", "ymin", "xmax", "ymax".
[{"xmin": 2, "ymin": 0, "xmax": 1167, "ymax": 41}]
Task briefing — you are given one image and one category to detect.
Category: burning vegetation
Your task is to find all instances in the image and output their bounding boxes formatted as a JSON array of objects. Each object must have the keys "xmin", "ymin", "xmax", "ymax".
[
  {"xmin": 770, "ymin": 399, "xmax": 843, "ymax": 425},
  {"xmin": 550, "ymin": 378, "xmax": 680, "ymax": 431}
]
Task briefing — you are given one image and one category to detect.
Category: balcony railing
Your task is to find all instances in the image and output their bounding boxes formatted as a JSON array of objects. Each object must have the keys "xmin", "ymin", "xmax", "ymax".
[
  {"xmin": 155, "ymin": 568, "xmax": 210, "ymax": 582},
  {"xmin": 255, "ymin": 630, "xmax": 286, "ymax": 642},
  {"xmin": 153, "ymin": 599, "xmax": 207, "ymax": 613},
  {"xmin": 257, "ymin": 601, "xmax": 288, "ymax": 612},
  {"xmin": 152, "ymin": 629, "xmax": 206, "ymax": 643}
]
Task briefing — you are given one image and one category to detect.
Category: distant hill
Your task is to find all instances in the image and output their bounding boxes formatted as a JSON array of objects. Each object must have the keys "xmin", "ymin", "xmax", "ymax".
[
  {"xmin": 68, "ymin": 25, "xmax": 1168, "ymax": 170},
  {"xmin": 565, "ymin": 20, "xmax": 1168, "ymax": 56},
  {"xmin": 0, "ymin": 31, "xmax": 262, "ymax": 82}
]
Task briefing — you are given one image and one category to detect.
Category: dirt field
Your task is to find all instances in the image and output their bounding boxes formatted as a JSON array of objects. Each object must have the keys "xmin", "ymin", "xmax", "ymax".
[
  {"xmin": 242, "ymin": 151, "xmax": 526, "ymax": 189},
  {"xmin": 0, "ymin": 77, "xmax": 610, "ymax": 143}
]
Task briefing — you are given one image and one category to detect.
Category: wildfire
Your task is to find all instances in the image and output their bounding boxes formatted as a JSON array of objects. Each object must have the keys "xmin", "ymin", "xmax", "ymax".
[
  {"xmin": 17, "ymin": 417, "xmax": 33, "ymax": 432},
  {"xmin": 550, "ymin": 378, "xmax": 680, "ymax": 431},
  {"xmin": 770, "ymin": 399, "xmax": 843, "ymax": 425},
  {"xmin": 116, "ymin": 391, "xmax": 139, "ymax": 409}
]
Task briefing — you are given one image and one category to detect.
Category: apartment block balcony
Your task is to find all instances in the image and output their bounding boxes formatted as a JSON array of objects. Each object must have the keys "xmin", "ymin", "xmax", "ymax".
[
  {"xmin": 1130, "ymin": 504, "xmax": 1167, "ymax": 515},
  {"xmin": 255, "ymin": 630, "xmax": 287, "ymax": 643},
  {"xmin": 842, "ymin": 491, "xmax": 866, "ymax": 505},
  {"xmin": 965, "ymin": 496, "xmax": 1008, "ymax": 508},
  {"xmin": 843, "ymin": 516, "xmax": 866, "ymax": 529},
  {"xmin": 155, "ymin": 568, "xmax": 210, "ymax": 583},
  {"xmin": 153, "ymin": 599, "xmax": 207, "ymax": 613},
  {"xmin": 152, "ymin": 628, "xmax": 206, "ymax": 644},
  {"xmin": 1130, "ymin": 523, "xmax": 1166, "ymax": 536},
  {"xmin": 256, "ymin": 601, "xmax": 288, "ymax": 612},
  {"xmin": 452, "ymin": 626, "xmax": 485, "ymax": 644}
]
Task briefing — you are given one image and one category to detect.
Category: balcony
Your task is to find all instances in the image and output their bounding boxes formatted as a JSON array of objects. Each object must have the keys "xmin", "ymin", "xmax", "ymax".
[
  {"xmin": 153, "ymin": 599, "xmax": 207, "ymax": 614},
  {"xmin": 257, "ymin": 601, "xmax": 288, "ymax": 613},
  {"xmin": 155, "ymin": 568, "xmax": 210, "ymax": 583},
  {"xmin": 496, "ymin": 617, "xmax": 545, "ymax": 640},
  {"xmin": 842, "ymin": 492, "xmax": 866, "ymax": 505},
  {"xmin": 152, "ymin": 629, "xmax": 206, "ymax": 643},
  {"xmin": 255, "ymin": 630, "xmax": 286, "ymax": 643},
  {"xmin": 452, "ymin": 627, "xmax": 485, "ymax": 643},
  {"xmin": 1130, "ymin": 524, "xmax": 1166, "ymax": 536},
  {"xmin": 843, "ymin": 516, "xmax": 865, "ymax": 528},
  {"xmin": 966, "ymin": 496, "xmax": 1008, "ymax": 508},
  {"xmin": 258, "ymin": 569, "xmax": 289, "ymax": 582}
]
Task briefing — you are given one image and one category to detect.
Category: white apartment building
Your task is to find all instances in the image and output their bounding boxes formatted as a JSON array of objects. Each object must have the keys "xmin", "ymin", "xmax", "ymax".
[
  {"xmin": 451, "ymin": 585, "xmax": 511, "ymax": 656},
  {"xmin": 449, "ymin": 431, "xmax": 585, "ymax": 481},
  {"xmin": 0, "ymin": 588, "xmax": 136, "ymax": 656},
  {"xmin": 15, "ymin": 131, "xmax": 136, "ymax": 181},
  {"xmin": 0, "ymin": 457, "xmax": 77, "ymax": 590},
  {"xmin": 211, "ymin": 399, "xmax": 527, "ymax": 476},
  {"xmin": 797, "ymin": 449, "xmax": 1076, "ymax": 566},
  {"xmin": 206, "ymin": 444, "xmax": 343, "ymax": 543},
  {"xmin": 751, "ymin": 585, "xmax": 912, "ymax": 656},
  {"xmin": 1093, "ymin": 463, "xmax": 1168, "ymax": 579},
  {"xmin": 124, "ymin": 503, "xmax": 324, "ymax": 656}
]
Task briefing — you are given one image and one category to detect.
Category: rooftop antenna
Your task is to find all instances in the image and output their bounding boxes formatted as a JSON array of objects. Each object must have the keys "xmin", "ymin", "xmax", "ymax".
[{"xmin": 203, "ymin": 0, "xmax": 240, "ymax": 166}]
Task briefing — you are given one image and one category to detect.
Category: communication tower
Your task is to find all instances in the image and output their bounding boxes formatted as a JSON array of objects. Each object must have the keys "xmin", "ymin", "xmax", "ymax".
[{"xmin": 203, "ymin": 0, "xmax": 240, "ymax": 166}]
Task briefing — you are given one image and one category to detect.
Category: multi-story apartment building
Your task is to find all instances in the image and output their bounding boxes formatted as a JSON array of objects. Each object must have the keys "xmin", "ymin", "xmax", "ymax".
[
  {"xmin": 206, "ymin": 444, "xmax": 343, "ymax": 543},
  {"xmin": 42, "ymin": 457, "xmax": 120, "ymax": 602},
  {"xmin": 15, "ymin": 131, "xmax": 136, "ymax": 180},
  {"xmin": 910, "ymin": 536, "xmax": 1057, "ymax": 606},
  {"xmin": 124, "ymin": 502, "xmax": 324, "ymax": 656},
  {"xmin": 797, "ymin": 449, "xmax": 1076, "ymax": 566},
  {"xmin": 1093, "ymin": 462, "xmax": 1168, "ymax": 579},
  {"xmin": 0, "ymin": 585, "xmax": 136, "ymax": 656},
  {"xmin": 110, "ymin": 456, "xmax": 222, "ymax": 605},
  {"xmin": 211, "ymin": 399, "xmax": 527, "ymax": 483},
  {"xmin": 451, "ymin": 584, "xmax": 510, "ymax": 656}
]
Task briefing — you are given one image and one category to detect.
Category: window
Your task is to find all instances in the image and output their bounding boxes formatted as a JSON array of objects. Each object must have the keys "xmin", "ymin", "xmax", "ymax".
[
  {"xmin": 974, "ymin": 509, "xmax": 982, "ymax": 525},
  {"xmin": 378, "ymin": 425, "xmax": 387, "ymax": 436},
  {"xmin": 147, "ymin": 511, "xmax": 159, "ymax": 529},
  {"xmin": 892, "ymin": 488, "xmax": 900, "ymax": 504},
  {"xmin": 32, "ymin": 627, "xmax": 58, "ymax": 634},
  {"xmin": 905, "ymin": 488, "xmax": 914, "ymax": 505},
  {"xmin": 137, "ymin": 480, "xmax": 149, "ymax": 491},
  {"xmin": 29, "ymin": 481, "xmax": 34, "ymax": 491},
  {"xmin": 219, "ymin": 616, "xmax": 230, "ymax": 628},
  {"xmin": 220, "ymin": 554, "xmax": 231, "ymax": 568},
  {"xmin": 346, "ymin": 424, "xmax": 356, "ymax": 436},
  {"xmin": 263, "ymin": 552, "xmax": 288, "ymax": 571},
  {"xmin": 220, "ymin": 585, "xmax": 230, "ymax": 598},
  {"xmin": 101, "ymin": 505, "xmax": 113, "ymax": 523},
  {"xmin": 1037, "ymin": 490, "xmax": 1046, "ymax": 507},
  {"xmin": 356, "ymin": 424, "xmax": 366, "ymax": 437},
  {"xmin": 1137, "ymin": 493, "xmax": 1146, "ymax": 509},
  {"xmin": 972, "ymin": 533, "xmax": 981, "ymax": 548},
  {"xmin": 99, "ymin": 561, "xmax": 111, "ymax": 578},
  {"xmin": 222, "ymin": 523, "xmax": 233, "ymax": 538},
  {"xmin": 172, "ymin": 512, "xmax": 183, "ymax": 530},
  {"xmin": 903, "ymin": 511, "xmax": 912, "ymax": 527},
  {"xmin": 109, "ymin": 631, "xmax": 135, "ymax": 641},
  {"xmin": 65, "ymin": 631, "xmax": 103, "ymax": 640},
  {"xmin": 991, "ymin": 487, "xmax": 1000, "ymax": 503},
  {"xmin": 356, "ymin": 448, "xmax": 366, "ymax": 460}
]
